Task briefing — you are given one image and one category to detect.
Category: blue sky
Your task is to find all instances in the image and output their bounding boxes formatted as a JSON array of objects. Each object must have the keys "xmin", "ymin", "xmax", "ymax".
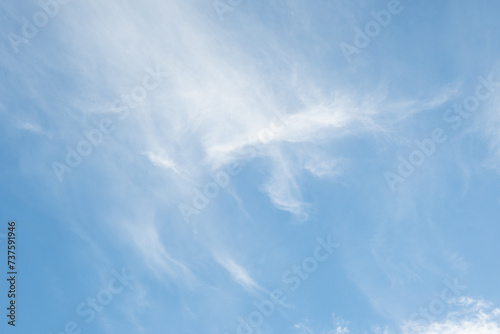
[{"xmin": 2, "ymin": 0, "xmax": 500, "ymax": 333}]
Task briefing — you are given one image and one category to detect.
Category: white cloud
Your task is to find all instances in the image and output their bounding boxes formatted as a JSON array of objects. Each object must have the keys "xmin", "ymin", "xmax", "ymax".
[
  {"xmin": 19, "ymin": 122, "xmax": 51, "ymax": 137},
  {"xmin": 402, "ymin": 297, "xmax": 500, "ymax": 334},
  {"xmin": 214, "ymin": 253, "xmax": 262, "ymax": 292},
  {"xmin": 293, "ymin": 315, "xmax": 352, "ymax": 334},
  {"xmin": 263, "ymin": 150, "xmax": 309, "ymax": 218},
  {"xmin": 124, "ymin": 219, "xmax": 195, "ymax": 285},
  {"xmin": 143, "ymin": 151, "xmax": 180, "ymax": 173}
]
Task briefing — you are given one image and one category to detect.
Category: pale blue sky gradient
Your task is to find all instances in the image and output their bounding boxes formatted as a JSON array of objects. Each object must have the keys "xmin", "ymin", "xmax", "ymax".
[{"xmin": 2, "ymin": 0, "xmax": 500, "ymax": 333}]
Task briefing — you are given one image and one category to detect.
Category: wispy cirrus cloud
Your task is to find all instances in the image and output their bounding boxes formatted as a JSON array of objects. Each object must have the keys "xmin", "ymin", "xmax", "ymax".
[{"xmin": 402, "ymin": 297, "xmax": 500, "ymax": 334}]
